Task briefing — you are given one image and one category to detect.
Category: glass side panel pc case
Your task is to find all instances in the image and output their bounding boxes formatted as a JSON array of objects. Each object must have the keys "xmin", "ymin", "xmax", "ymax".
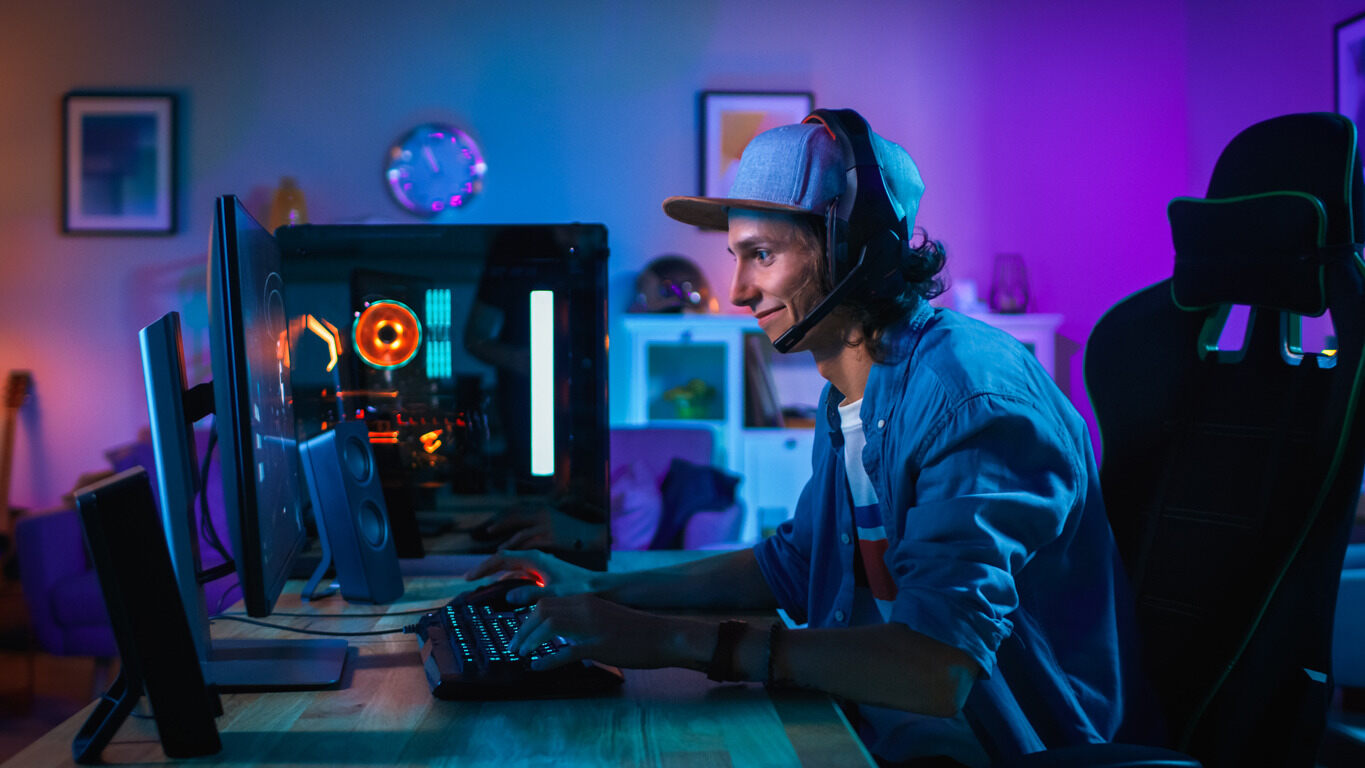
[{"xmin": 275, "ymin": 222, "xmax": 610, "ymax": 569}]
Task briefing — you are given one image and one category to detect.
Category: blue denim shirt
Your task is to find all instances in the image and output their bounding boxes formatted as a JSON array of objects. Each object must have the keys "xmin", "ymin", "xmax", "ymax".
[{"xmin": 753, "ymin": 303, "xmax": 1142, "ymax": 762}]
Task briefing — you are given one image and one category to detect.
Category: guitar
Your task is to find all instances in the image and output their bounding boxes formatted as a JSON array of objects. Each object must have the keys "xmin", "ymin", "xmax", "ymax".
[{"xmin": 0, "ymin": 371, "xmax": 31, "ymax": 578}]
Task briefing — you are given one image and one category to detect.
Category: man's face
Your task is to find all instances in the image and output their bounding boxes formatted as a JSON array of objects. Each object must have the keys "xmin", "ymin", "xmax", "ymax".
[{"xmin": 727, "ymin": 209, "xmax": 830, "ymax": 353}]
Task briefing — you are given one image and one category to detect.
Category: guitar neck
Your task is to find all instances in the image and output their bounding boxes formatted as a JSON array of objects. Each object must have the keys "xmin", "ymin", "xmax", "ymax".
[
  {"xmin": 0, "ymin": 371, "xmax": 32, "ymax": 520},
  {"xmin": 0, "ymin": 406, "xmax": 16, "ymax": 515}
]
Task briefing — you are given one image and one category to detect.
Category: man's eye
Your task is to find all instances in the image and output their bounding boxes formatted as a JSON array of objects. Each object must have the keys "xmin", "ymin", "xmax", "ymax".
[{"xmin": 755, "ymin": 249, "xmax": 773, "ymax": 263}]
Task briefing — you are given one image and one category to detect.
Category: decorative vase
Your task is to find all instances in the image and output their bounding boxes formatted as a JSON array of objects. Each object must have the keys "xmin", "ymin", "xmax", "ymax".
[{"xmin": 989, "ymin": 253, "xmax": 1030, "ymax": 313}]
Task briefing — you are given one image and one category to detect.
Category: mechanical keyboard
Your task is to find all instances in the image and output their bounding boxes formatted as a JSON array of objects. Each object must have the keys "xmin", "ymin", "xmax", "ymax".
[{"xmin": 414, "ymin": 577, "xmax": 624, "ymax": 699}]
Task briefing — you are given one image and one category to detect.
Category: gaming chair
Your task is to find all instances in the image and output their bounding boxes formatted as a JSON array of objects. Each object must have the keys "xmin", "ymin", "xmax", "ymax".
[{"xmin": 1066, "ymin": 112, "xmax": 1365, "ymax": 767}]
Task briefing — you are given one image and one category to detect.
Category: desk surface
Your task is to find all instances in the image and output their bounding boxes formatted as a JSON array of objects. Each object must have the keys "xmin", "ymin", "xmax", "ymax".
[{"xmin": 5, "ymin": 561, "xmax": 873, "ymax": 767}]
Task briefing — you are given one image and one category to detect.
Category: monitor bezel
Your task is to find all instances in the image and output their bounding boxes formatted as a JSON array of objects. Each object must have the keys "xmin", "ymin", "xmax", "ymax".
[{"xmin": 208, "ymin": 195, "xmax": 307, "ymax": 617}]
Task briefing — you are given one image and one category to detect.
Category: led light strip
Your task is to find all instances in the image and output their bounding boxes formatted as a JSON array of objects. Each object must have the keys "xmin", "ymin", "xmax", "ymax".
[
  {"xmin": 425, "ymin": 289, "xmax": 452, "ymax": 380},
  {"xmin": 530, "ymin": 290, "xmax": 554, "ymax": 476}
]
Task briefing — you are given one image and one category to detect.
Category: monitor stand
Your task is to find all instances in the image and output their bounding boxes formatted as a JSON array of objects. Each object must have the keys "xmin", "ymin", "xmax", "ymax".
[{"xmin": 208, "ymin": 639, "xmax": 348, "ymax": 691}]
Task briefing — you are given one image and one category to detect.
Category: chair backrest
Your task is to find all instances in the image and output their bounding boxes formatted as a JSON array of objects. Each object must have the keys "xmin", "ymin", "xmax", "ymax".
[{"xmin": 1084, "ymin": 113, "xmax": 1365, "ymax": 767}]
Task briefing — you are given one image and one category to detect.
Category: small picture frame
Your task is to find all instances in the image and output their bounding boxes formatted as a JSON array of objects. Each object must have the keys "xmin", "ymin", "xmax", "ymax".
[
  {"xmin": 63, "ymin": 92, "xmax": 176, "ymax": 234},
  {"xmin": 1335, "ymin": 12, "xmax": 1365, "ymax": 124},
  {"xmin": 700, "ymin": 91, "xmax": 814, "ymax": 198}
]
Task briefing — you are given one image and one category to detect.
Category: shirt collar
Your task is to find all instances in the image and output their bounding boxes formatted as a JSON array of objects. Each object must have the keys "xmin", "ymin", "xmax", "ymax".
[{"xmin": 824, "ymin": 299, "xmax": 936, "ymax": 441}]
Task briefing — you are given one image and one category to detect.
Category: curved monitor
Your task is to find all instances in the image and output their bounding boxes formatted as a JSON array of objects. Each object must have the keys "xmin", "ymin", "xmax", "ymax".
[{"xmin": 207, "ymin": 195, "xmax": 308, "ymax": 617}]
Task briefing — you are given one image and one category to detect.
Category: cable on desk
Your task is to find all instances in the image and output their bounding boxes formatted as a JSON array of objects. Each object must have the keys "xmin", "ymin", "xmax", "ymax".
[
  {"xmin": 209, "ymin": 614, "xmax": 421, "ymax": 636},
  {"xmin": 222, "ymin": 604, "xmax": 447, "ymax": 618}
]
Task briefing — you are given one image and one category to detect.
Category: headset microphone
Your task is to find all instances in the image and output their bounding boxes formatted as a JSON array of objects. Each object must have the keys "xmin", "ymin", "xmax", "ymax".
[{"xmin": 773, "ymin": 225, "xmax": 903, "ymax": 353}]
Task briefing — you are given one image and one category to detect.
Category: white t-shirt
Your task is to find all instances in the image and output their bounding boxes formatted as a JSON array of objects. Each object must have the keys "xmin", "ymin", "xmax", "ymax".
[{"xmin": 838, "ymin": 397, "xmax": 989, "ymax": 767}]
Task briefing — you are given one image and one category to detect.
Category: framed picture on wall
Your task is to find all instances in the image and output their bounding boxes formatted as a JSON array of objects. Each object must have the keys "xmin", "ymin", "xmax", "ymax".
[
  {"xmin": 700, "ymin": 91, "xmax": 813, "ymax": 199},
  {"xmin": 1335, "ymin": 12, "xmax": 1365, "ymax": 125},
  {"xmin": 63, "ymin": 92, "xmax": 177, "ymax": 234}
]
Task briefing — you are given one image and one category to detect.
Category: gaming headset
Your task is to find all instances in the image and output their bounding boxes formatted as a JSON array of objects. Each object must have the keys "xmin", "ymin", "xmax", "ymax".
[{"xmin": 772, "ymin": 109, "xmax": 911, "ymax": 353}]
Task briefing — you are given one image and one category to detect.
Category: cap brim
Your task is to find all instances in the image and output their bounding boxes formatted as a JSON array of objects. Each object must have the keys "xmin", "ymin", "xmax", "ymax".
[{"xmin": 662, "ymin": 195, "xmax": 817, "ymax": 231}]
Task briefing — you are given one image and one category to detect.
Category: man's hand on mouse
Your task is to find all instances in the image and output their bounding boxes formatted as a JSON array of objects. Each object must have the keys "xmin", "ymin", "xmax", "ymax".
[{"xmin": 463, "ymin": 548, "xmax": 602, "ymax": 605}]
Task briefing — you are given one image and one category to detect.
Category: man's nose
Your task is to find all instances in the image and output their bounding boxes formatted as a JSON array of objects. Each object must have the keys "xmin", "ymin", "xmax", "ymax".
[{"xmin": 729, "ymin": 263, "xmax": 756, "ymax": 308}]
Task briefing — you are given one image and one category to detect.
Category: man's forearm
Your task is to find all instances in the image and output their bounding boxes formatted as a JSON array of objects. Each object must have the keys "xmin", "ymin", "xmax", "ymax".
[
  {"xmin": 592, "ymin": 548, "xmax": 779, "ymax": 610},
  {"xmin": 671, "ymin": 619, "xmax": 978, "ymax": 717}
]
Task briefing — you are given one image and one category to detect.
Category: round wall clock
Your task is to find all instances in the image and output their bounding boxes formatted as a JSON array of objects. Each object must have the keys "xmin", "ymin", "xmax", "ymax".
[{"xmin": 384, "ymin": 123, "xmax": 486, "ymax": 217}]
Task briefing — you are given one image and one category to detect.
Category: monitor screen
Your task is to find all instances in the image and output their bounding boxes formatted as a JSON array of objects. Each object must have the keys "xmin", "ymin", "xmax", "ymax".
[
  {"xmin": 276, "ymin": 223, "xmax": 609, "ymax": 567},
  {"xmin": 208, "ymin": 195, "xmax": 308, "ymax": 617}
]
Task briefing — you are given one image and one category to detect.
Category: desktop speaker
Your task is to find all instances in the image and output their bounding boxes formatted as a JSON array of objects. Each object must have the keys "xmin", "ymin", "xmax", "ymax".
[{"xmin": 299, "ymin": 420, "xmax": 404, "ymax": 603}]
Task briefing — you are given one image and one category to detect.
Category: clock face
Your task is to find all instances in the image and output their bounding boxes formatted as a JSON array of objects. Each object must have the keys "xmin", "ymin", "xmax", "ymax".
[{"xmin": 385, "ymin": 123, "xmax": 486, "ymax": 217}]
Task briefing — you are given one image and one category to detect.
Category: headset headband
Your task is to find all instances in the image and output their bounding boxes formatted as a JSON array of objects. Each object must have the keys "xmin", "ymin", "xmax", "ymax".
[{"xmin": 802, "ymin": 109, "xmax": 904, "ymax": 269}]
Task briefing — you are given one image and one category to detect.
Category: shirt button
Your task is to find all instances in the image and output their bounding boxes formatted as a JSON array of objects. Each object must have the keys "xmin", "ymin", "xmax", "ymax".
[
  {"xmin": 841, "ymin": 533, "xmax": 851, "ymax": 544},
  {"xmin": 877, "ymin": 419, "xmax": 886, "ymax": 429},
  {"xmin": 834, "ymin": 610, "xmax": 846, "ymax": 622}
]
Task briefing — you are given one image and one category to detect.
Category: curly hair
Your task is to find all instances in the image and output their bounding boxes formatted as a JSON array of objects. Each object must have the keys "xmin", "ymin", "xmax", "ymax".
[{"xmin": 792, "ymin": 214, "xmax": 948, "ymax": 362}]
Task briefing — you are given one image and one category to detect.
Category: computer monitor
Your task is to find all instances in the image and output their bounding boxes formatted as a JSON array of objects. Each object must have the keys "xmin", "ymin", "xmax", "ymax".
[
  {"xmin": 139, "ymin": 195, "xmax": 345, "ymax": 690},
  {"xmin": 206, "ymin": 195, "xmax": 306, "ymax": 618}
]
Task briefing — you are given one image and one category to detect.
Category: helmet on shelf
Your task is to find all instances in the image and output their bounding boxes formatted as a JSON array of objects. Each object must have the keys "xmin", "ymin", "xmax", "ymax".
[{"xmin": 629, "ymin": 255, "xmax": 718, "ymax": 314}]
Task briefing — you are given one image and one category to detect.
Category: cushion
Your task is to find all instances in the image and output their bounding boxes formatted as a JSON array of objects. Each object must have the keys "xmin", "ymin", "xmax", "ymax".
[
  {"xmin": 651, "ymin": 458, "xmax": 741, "ymax": 549},
  {"xmin": 682, "ymin": 506, "xmax": 744, "ymax": 549},
  {"xmin": 610, "ymin": 460, "xmax": 662, "ymax": 551}
]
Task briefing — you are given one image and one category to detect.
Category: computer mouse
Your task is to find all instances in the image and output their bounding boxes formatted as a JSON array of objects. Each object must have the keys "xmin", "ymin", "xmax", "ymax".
[{"xmin": 449, "ymin": 574, "xmax": 542, "ymax": 612}]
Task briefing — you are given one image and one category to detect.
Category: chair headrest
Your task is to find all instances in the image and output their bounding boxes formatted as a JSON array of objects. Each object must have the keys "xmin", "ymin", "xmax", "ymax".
[
  {"xmin": 1169, "ymin": 113, "xmax": 1363, "ymax": 313},
  {"xmin": 1170, "ymin": 193, "xmax": 1342, "ymax": 314}
]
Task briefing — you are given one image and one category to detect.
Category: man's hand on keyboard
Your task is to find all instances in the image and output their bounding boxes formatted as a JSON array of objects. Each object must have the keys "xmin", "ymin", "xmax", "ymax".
[
  {"xmin": 464, "ymin": 548, "xmax": 602, "ymax": 604},
  {"xmin": 507, "ymin": 593, "xmax": 702, "ymax": 672}
]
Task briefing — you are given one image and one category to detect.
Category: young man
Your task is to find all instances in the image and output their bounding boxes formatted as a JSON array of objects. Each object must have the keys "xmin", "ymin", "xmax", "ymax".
[{"xmin": 468, "ymin": 114, "xmax": 1141, "ymax": 766}]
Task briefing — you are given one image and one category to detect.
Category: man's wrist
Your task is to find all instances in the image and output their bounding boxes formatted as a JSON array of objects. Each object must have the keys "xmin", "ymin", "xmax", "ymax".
[
  {"xmin": 670, "ymin": 617, "xmax": 719, "ymax": 671},
  {"xmin": 585, "ymin": 569, "xmax": 619, "ymax": 598}
]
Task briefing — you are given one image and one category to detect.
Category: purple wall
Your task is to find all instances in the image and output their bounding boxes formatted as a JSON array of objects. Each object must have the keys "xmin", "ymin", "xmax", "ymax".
[
  {"xmin": 966, "ymin": 1, "xmax": 1187, "ymax": 451},
  {"xmin": 0, "ymin": 0, "xmax": 1352, "ymax": 509}
]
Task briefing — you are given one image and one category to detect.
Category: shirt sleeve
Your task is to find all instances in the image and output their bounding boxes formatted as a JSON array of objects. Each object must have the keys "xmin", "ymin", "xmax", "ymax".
[
  {"xmin": 753, "ymin": 476, "xmax": 817, "ymax": 625},
  {"xmin": 885, "ymin": 392, "xmax": 1083, "ymax": 676}
]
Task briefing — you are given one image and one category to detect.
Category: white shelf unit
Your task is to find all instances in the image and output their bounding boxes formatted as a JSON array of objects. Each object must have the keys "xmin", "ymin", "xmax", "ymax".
[
  {"xmin": 962, "ymin": 312, "xmax": 1064, "ymax": 379},
  {"xmin": 619, "ymin": 311, "xmax": 1064, "ymax": 543}
]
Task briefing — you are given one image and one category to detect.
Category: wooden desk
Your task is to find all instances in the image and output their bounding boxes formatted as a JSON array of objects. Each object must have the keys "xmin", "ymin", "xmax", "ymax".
[{"xmin": 3, "ymin": 569, "xmax": 872, "ymax": 767}]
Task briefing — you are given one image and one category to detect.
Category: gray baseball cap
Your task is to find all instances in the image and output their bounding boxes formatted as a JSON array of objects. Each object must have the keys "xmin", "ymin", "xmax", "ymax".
[{"xmin": 663, "ymin": 121, "xmax": 924, "ymax": 232}]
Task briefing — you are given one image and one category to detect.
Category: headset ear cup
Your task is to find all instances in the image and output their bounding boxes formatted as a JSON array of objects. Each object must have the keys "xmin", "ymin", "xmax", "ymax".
[
  {"xmin": 830, "ymin": 220, "xmax": 849, "ymax": 285},
  {"xmin": 864, "ymin": 229, "xmax": 906, "ymax": 301}
]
